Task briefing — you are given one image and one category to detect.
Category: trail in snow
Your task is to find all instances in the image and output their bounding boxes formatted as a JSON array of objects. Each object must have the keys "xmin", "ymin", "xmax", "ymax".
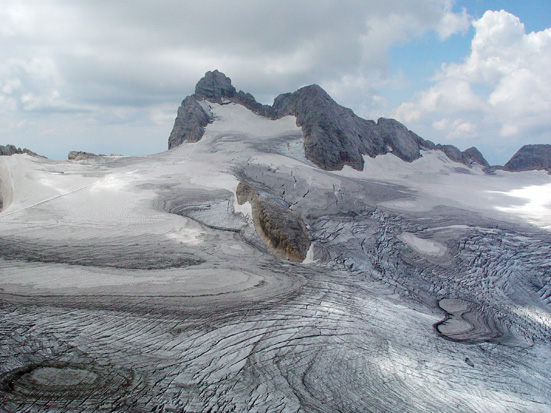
[{"xmin": 0, "ymin": 181, "xmax": 98, "ymax": 219}]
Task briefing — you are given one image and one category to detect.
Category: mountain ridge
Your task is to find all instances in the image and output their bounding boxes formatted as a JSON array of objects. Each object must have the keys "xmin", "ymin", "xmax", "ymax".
[{"xmin": 169, "ymin": 70, "xmax": 489, "ymax": 171}]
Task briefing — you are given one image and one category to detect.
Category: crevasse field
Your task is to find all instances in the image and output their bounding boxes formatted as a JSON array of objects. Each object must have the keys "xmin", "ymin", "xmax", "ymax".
[{"xmin": 1, "ymin": 103, "xmax": 550, "ymax": 411}]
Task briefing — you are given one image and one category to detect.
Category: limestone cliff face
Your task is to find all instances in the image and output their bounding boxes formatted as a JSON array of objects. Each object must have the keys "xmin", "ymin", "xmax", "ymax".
[
  {"xmin": 236, "ymin": 182, "xmax": 310, "ymax": 263},
  {"xmin": 168, "ymin": 70, "xmax": 489, "ymax": 170},
  {"xmin": 168, "ymin": 96, "xmax": 212, "ymax": 149},
  {"xmin": 194, "ymin": 70, "xmax": 237, "ymax": 101},
  {"xmin": 169, "ymin": 71, "xmax": 269, "ymax": 149},
  {"xmin": 504, "ymin": 144, "xmax": 551, "ymax": 172}
]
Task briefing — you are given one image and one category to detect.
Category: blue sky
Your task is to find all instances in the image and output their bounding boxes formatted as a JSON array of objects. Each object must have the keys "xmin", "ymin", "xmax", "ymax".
[
  {"xmin": 0, "ymin": 1, "xmax": 549, "ymax": 165},
  {"xmin": 387, "ymin": 0, "xmax": 550, "ymax": 103}
]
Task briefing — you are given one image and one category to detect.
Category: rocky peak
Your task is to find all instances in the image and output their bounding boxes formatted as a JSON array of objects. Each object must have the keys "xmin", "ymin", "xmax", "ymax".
[
  {"xmin": 464, "ymin": 147, "xmax": 489, "ymax": 167},
  {"xmin": 504, "ymin": 144, "xmax": 551, "ymax": 172},
  {"xmin": 168, "ymin": 70, "xmax": 492, "ymax": 171},
  {"xmin": 194, "ymin": 70, "xmax": 236, "ymax": 102},
  {"xmin": 0, "ymin": 144, "xmax": 41, "ymax": 158}
]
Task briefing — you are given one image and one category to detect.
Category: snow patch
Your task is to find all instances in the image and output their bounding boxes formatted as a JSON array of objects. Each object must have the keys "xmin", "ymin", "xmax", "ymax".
[
  {"xmin": 398, "ymin": 232, "xmax": 447, "ymax": 257},
  {"xmin": 233, "ymin": 198, "xmax": 252, "ymax": 220},
  {"xmin": 334, "ymin": 151, "xmax": 551, "ymax": 231},
  {"xmin": 302, "ymin": 243, "xmax": 315, "ymax": 264},
  {"xmin": 165, "ymin": 223, "xmax": 205, "ymax": 246},
  {"xmin": 490, "ymin": 183, "xmax": 551, "ymax": 230}
]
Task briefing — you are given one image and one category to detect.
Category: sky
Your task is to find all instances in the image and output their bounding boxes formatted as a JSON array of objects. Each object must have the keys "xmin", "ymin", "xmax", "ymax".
[{"xmin": 1, "ymin": 0, "xmax": 549, "ymax": 165}]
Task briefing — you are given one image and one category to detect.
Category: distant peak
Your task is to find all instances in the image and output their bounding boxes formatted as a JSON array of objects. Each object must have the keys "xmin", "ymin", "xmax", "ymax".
[
  {"xmin": 504, "ymin": 144, "xmax": 551, "ymax": 172},
  {"xmin": 195, "ymin": 70, "xmax": 236, "ymax": 101}
]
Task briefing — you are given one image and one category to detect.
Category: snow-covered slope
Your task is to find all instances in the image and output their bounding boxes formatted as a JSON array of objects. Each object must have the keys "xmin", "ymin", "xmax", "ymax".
[{"xmin": 1, "ymin": 102, "xmax": 550, "ymax": 411}]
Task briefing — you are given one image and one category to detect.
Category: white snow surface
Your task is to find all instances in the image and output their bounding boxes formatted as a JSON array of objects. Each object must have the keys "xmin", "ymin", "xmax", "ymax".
[
  {"xmin": 337, "ymin": 150, "xmax": 551, "ymax": 230},
  {"xmin": 398, "ymin": 232, "xmax": 447, "ymax": 257},
  {"xmin": 1, "ymin": 102, "xmax": 550, "ymax": 411}
]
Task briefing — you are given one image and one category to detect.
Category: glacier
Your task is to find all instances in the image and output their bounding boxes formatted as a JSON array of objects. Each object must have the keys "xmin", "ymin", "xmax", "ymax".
[{"xmin": 1, "ymin": 98, "xmax": 550, "ymax": 411}]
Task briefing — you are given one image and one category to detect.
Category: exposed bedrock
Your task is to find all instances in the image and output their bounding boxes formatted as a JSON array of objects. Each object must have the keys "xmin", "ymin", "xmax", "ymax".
[
  {"xmin": 0, "ymin": 144, "xmax": 41, "ymax": 158},
  {"xmin": 168, "ymin": 70, "xmax": 489, "ymax": 171},
  {"xmin": 194, "ymin": 69, "xmax": 237, "ymax": 101},
  {"xmin": 464, "ymin": 146, "xmax": 490, "ymax": 167},
  {"xmin": 504, "ymin": 144, "xmax": 551, "ymax": 172},
  {"xmin": 168, "ymin": 71, "xmax": 274, "ymax": 149},
  {"xmin": 236, "ymin": 182, "xmax": 310, "ymax": 262},
  {"xmin": 271, "ymin": 85, "xmax": 437, "ymax": 170},
  {"xmin": 68, "ymin": 151, "xmax": 100, "ymax": 161},
  {"xmin": 168, "ymin": 96, "xmax": 213, "ymax": 149},
  {"xmin": 436, "ymin": 144, "xmax": 491, "ymax": 167}
]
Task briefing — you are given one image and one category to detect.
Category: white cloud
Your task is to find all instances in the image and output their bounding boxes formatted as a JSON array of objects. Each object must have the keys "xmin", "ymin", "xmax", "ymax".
[
  {"xmin": 0, "ymin": 0, "xmax": 476, "ymax": 158},
  {"xmin": 436, "ymin": 4, "xmax": 471, "ymax": 40},
  {"xmin": 394, "ymin": 10, "xmax": 551, "ymax": 164},
  {"xmin": 432, "ymin": 118, "xmax": 476, "ymax": 139}
]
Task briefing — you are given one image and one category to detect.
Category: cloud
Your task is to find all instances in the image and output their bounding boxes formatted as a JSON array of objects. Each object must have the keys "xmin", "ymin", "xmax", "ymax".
[
  {"xmin": 436, "ymin": 2, "xmax": 471, "ymax": 40},
  {"xmin": 0, "ymin": 0, "xmax": 474, "ymax": 158},
  {"xmin": 394, "ymin": 10, "xmax": 551, "ymax": 164}
]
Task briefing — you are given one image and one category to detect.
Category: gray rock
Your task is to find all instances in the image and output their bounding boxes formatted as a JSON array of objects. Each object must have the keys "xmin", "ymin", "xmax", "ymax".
[
  {"xmin": 377, "ymin": 118, "xmax": 422, "ymax": 162},
  {"xmin": 236, "ymin": 182, "xmax": 310, "ymax": 262},
  {"xmin": 168, "ymin": 96, "xmax": 212, "ymax": 149},
  {"xmin": 504, "ymin": 144, "xmax": 551, "ymax": 172},
  {"xmin": 169, "ymin": 71, "xmax": 276, "ymax": 149},
  {"xmin": 169, "ymin": 70, "xmax": 493, "ymax": 171},
  {"xmin": 464, "ymin": 147, "xmax": 489, "ymax": 167},
  {"xmin": 435, "ymin": 144, "xmax": 490, "ymax": 167},
  {"xmin": 235, "ymin": 90, "xmax": 273, "ymax": 118},
  {"xmin": 417, "ymin": 136, "xmax": 437, "ymax": 150},
  {"xmin": 435, "ymin": 144, "xmax": 466, "ymax": 164},
  {"xmin": 0, "ymin": 144, "xmax": 40, "ymax": 157},
  {"xmin": 195, "ymin": 70, "xmax": 236, "ymax": 102},
  {"xmin": 272, "ymin": 84, "xmax": 387, "ymax": 170},
  {"xmin": 68, "ymin": 151, "xmax": 99, "ymax": 161}
]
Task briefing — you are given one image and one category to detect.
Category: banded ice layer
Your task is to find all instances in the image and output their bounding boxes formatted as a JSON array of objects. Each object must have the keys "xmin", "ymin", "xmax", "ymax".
[{"xmin": 0, "ymin": 103, "xmax": 550, "ymax": 411}]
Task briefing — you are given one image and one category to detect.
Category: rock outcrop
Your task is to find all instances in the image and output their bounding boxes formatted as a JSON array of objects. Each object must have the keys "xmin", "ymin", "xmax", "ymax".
[
  {"xmin": 271, "ymin": 84, "xmax": 385, "ymax": 170},
  {"xmin": 68, "ymin": 151, "xmax": 123, "ymax": 161},
  {"xmin": 504, "ymin": 144, "xmax": 551, "ymax": 172},
  {"xmin": 0, "ymin": 144, "xmax": 40, "ymax": 157},
  {"xmin": 168, "ymin": 71, "xmax": 272, "ymax": 149},
  {"xmin": 168, "ymin": 96, "xmax": 212, "ymax": 149},
  {"xmin": 236, "ymin": 182, "xmax": 310, "ymax": 262},
  {"xmin": 169, "ymin": 70, "xmax": 489, "ymax": 171},
  {"xmin": 464, "ymin": 147, "xmax": 490, "ymax": 167},
  {"xmin": 195, "ymin": 70, "xmax": 237, "ymax": 101},
  {"xmin": 68, "ymin": 151, "xmax": 100, "ymax": 161}
]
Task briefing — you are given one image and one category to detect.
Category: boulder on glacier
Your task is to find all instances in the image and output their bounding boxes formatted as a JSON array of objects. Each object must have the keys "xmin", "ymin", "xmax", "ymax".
[{"xmin": 236, "ymin": 182, "xmax": 310, "ymax": 262}]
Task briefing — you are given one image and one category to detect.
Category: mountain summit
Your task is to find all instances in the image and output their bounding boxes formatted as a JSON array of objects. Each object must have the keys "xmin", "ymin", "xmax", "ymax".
[{"xmin": 169, "ymin": 70, "xmax": 488, "ymax": 170}]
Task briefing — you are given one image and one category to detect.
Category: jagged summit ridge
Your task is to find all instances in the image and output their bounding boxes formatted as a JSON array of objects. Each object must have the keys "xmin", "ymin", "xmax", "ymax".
[
  {"xmin": 169, "ymin": 70, "xmax": 488, "ymax": 171},
  {"xmin": 195, "ymin": 70, "xmax": 237, "ymax": 101}
]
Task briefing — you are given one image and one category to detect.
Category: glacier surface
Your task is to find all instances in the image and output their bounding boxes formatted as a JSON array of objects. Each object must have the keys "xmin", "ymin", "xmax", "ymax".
[{"xmin": 0, "ymin": 103, "xmax": 550, "ymax": 411}]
